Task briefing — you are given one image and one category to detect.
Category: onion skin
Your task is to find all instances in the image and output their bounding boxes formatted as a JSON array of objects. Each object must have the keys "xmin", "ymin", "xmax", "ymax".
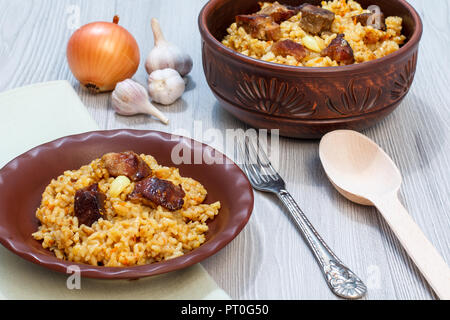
[{"xmin": 67, "ymin": 16, "xmax": 140, "ymax": 93}]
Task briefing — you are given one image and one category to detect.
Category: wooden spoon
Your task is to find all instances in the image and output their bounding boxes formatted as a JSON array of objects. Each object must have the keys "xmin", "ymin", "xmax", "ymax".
[{"xmin": 319, "ymin": 130, "xmax": 450, "ymax": 300}]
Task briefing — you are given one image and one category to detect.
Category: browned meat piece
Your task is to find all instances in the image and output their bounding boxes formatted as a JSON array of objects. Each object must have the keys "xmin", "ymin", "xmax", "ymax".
[
  {"xmin": 102, "ymin": 151, "xmax": 151, "ymax": 182},
  {"xmin": 321, "ymin": 34, "xmax": 355, "ymax": 65},
  {"xmin": 128, "ymin": 177, "xmax": 185, "ymax": 211},
  {"xmin": 272, "ymin": 40, "xmax": 307, "ymax": 61},
  {"xmin": 257, "ymin": 2, "xmax": 296, "ymax": 23},
  {"xmin": 74, "ymin": 183, "xmax": 105, "ymax": 227},
  {"xmin": 236, "ymin": 14, "xmax": 281, "ymax": 41},
  {"xmin": 353, "ymin": 12, "xmax": 386, "ymax": 30},
  {"xmin": 299, "ymin": 4, "xmax": 335, "ymax": 35}
]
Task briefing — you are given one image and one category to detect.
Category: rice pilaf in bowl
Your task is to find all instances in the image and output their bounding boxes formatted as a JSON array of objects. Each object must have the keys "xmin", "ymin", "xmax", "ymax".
[{"xmin": 222, "ymin": 0, "xmax": 406, "ymax": 67}]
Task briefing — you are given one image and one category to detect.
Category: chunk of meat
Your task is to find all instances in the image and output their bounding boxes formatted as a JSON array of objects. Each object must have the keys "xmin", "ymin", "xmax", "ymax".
[
  {"xmin": 354, "ymin": 12, "xmax": 386, "ymax": 30},
  {"xmin": 286, "ymin": 3, "xmax": 307, "ymax": 13},
  {"xmin": 321, "ymin": 34, "xmax": 355, "ymax": 65},
  {"xmin": 257, "ymin": 2, "xmax": 297, "ymax": 23},
  {"xmin": 74, "ymin": 183, "xmax": 105, "ymax": 227},
  {"xmin": 236, "ymin": 14, "xmax": 281, "ymax": 41},
  {"xmin": 128, "ymin": 177, "xmax": 185, "ymax": 211},
  {"xmin": 299, "ymin": 4, "xmax": 335, "ymax": 35},
  {"xmin": 102, "ymin": 151, "xmax": 151, "ymax": 182},
  {"xmin": 272, "ymin": 40, "xmax": 307, "ymax": 61}
]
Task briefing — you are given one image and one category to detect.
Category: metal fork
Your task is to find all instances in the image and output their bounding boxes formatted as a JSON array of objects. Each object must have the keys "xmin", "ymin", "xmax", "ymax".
[{"xmin": 237, "ymin": 137, "xmax": 367, "ymax": 299}]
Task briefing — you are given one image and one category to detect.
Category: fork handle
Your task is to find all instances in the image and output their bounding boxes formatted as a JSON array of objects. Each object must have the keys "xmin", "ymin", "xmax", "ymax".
[{"xmin": 277, "ymin": 189, "xmax": 367, "ymax": 299}]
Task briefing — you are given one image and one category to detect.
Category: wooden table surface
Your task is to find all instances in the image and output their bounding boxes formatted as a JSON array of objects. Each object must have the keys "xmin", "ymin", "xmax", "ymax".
[{"xmin": 0, "ymin": 0, "xmax": 448, "ymax": 300}]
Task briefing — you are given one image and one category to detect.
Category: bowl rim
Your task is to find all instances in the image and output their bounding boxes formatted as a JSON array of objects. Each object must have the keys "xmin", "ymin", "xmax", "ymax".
[
  {"xmin": 0, "ymin": 129, "xmax": 254, "ymax": 279},
  {"xmin": 198, "ymin": 0, "xmax": 423, "ymax": 74}
]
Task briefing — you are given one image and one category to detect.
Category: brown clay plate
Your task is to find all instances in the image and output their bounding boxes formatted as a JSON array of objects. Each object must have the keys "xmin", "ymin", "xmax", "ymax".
[{"xmin": 0, "ymin": 129, "xmax": 254, "ymax": 279}]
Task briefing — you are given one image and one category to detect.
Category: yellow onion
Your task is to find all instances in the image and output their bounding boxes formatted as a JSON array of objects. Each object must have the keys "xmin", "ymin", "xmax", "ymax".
[{"xmin": 67, "ymin": 15, "xmax": 140, "ymax": 93}]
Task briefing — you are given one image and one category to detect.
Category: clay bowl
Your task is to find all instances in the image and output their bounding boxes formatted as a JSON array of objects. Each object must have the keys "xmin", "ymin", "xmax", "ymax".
[
  {"xmin": 199, "ymin": 0, "xmax": 423, "ymax": 138},
  {"xmin": 0, "ymin": 130, "xmax": 254, "ymax": 279}
]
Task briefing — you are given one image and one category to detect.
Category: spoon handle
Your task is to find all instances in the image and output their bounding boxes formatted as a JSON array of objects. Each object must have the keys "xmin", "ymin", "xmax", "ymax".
[
  {"xmin": 277, "ymin": 189, "xmax": 367, "ymax": 299},
  {"xmin": 374, "ymin": 195, "xmax": 450, "ymax": 300}
]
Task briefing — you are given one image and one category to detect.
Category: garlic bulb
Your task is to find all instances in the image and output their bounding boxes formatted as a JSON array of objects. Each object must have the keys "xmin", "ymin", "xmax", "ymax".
[
  {"xmin": 148, "ymin": 68, "xmax": 185, "ymax": 105},
  {"xmin": 112, "ymin": 79, "xmax": 169, "ymax": 124},
  {"xmin": 145, "ymin": 18, "xmax": 193, "ymax": 76}
]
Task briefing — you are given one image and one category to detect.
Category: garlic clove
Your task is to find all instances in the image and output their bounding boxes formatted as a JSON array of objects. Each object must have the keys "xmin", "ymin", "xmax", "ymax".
[
  {"xmin": 112, "ymin": 79, "xmax": 169, "ymax": 124},
  {"xmin": 112, "ymin": 79, "xmax": 147, "ymax": 115},
  {"xmin": 148, "ymin": 68, "xmax": 185, "ymax": 105},
  {"xmin": 145, "ymin": 18, "xmax": 193, "ymax": 77},
  {"xmin": 145, "ymin": 101, "xmax": 169, "ymax": 124}
]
